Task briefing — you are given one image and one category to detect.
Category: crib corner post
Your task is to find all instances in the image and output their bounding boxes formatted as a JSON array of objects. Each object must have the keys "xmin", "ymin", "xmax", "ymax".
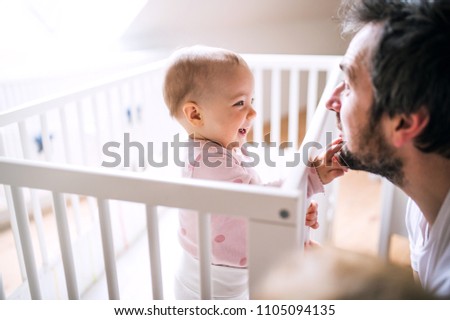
[{"xmin": 247, "ymin": 218, "xmax": 297, "ymax": 299}]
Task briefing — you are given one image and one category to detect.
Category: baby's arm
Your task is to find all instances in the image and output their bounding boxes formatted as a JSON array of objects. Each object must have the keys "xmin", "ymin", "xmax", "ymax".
[
  {"xmin": 305, "ymin": 200, "xmax": 319, "ymax": 229},
  {"xmin": 304, "ymin": 200, "xmax": 321, "ymax": 248},
  {"xmin": 312, "ymin": 138, "xmax": 348, "ymax": 185}
]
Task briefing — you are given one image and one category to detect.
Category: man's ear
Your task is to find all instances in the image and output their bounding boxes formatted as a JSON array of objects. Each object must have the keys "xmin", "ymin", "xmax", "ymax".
[
  {"xmin": 392, "ymin": 107, "xmax": 429, "ymax": 148},
  {"xmin": 182, "ymin": 102, "xmax": 203, "ymax": 127}
]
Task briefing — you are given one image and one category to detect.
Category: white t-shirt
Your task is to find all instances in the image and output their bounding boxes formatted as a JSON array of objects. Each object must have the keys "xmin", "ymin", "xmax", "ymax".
[{"xmin": 406, "ymin": 190, "xmax": 450, "ymax": 298}]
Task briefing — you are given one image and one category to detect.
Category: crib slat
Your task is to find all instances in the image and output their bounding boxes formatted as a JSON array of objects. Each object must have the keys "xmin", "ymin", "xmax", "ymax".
[
  {"xmin": 288, "ymin": 70, "xmax": 300, "ymax": 149},
  {"xmin": 0, "ymin": 131, "xmax": 27, "ymax": 280},
  {"xmin": 252, "ymin": 69, "xmax": 264, "ymax": 143},
  {"xmin": 26, "ymin": 116, "xmax": 52, "ymax": 268},
  {"xmin": 0, "ymin": 274, "xmax": 5, "ymax": 300},
  {"xmin": 139, "ymin": 76, "xmax": 150, "ymax": 138},
  {"xmin": 97, "ymin": 199, "xmax": 120, "ymax": 299},
  {"xmin": 75, "ymin": 100, "xmax": 88, "ymax": 165},
  {"xmin": 40, "ymin": 114, "xmax": 52, "ymax": 161},
  {"xmin": 91, "ymin": 95, "xmax": 104, "ymax": 163},
  {"xmin": 10, "ymin": 186, "xmax": 42, "ymax": 299},
  {"xmin": 146, "ymin": 205, "xmax": 163, "ymax": 300},
  {"xmin": 30, "ymin": 190, "xmax": 49, "ymax": 266},
  {"xmin": 18, "ymin": 121, "xmax": 32, "ymax": 159},
  {"xmin": 198, "ymin": 212, "xmax": 212, "ymax": 299},
  {"xmin": 75, "ymin": 99, "xmax": 98, "ymax": 221},
  {"xmin": 69, "ymin": 194, "xmax": 82, "ymax": 235},
  {"xmin": 59, "ymin": 107, "xmax": 72, "ymax": 163},
  {"xmin": 121, "ymin": 81, "xmax": 131, "ymax": 124},
  {"xmin": 20, "ymin": 117, "xmax": 51, "ymax": 268},
  {"xmin": 117, "ymin": 82, "xmax": 128, "ymax": 128},
  {"xmin": 130, "ymin": 79, "xmax": 139, "ymax": 125},
  {"xmin": 270, "ymin": 69, "xmax": 281, "ymax": 146},
  {"xmin": 52, "ymin": 192, "xmax": 79, "ymax": 299},
  {"xmin": 4, "ymin": 185, "xmax": 27, "ymax": 280},
  {"xmin": 307, "ymin": 69, "xmax": 318, "ymax": 129},
  {"xmin": 58, "ymin": 107, "xmax": 82, "ymax": 234},
  {"xmin": 105, "ymin": 89, "xmax": 116, "ymax": 142}
]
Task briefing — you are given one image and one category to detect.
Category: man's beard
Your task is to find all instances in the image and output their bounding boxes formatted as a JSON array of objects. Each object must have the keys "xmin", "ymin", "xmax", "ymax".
[{"xmin": 338, "ymin": 121, "xmax": 404, "ymax": 186}]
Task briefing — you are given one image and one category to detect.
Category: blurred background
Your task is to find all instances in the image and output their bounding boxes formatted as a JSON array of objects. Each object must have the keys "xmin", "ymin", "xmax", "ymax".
[{"xmin": 0, "ymin": 0, "xmax": 348, "ymax": 107}]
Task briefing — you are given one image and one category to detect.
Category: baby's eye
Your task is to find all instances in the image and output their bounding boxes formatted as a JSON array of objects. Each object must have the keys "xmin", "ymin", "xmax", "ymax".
[
  {"xmin": 250, "ymin": 98, "xmax": 255, "ymax": 105},
  {"xmin": 233, "ymin": 100, "xmax": 245, "ymax": 107}
]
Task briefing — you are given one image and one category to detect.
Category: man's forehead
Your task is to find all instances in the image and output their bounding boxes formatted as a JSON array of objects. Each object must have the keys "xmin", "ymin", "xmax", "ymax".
[{"xmin": 341, "ymin": 23, "xmax": 383, "ymax": 77}]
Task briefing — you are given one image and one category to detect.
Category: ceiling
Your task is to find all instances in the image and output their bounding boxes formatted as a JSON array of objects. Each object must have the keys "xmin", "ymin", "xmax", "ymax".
[{"xmin": 122, "ymin": 0, "xmax": 341, "ymax": 40}]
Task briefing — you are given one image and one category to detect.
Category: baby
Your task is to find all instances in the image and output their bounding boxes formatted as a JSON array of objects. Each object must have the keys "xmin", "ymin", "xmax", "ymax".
[{"xmin": 163, "ymin": 45, "xmax": 346, "ymax": 299}]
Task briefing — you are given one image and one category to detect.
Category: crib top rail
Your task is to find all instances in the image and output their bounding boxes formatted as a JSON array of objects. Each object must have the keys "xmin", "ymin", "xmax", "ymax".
[
  {"xmin": 0, "ymin": 59, "xmax": 169, "ymax": 128},
  {"xmin": 0, "ymin": 54, "xmax": 341, "ymax": 128},
  {"xmin": 0, "ymin": 156, "xmax": 300, "ymax": 224}
]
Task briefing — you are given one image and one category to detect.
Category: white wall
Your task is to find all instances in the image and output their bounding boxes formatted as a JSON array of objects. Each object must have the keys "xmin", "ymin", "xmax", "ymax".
[
  {"xmin": 121, "ymin": 0, "xmax": 349, "ymax": 55},
  {"xmin": 0, "ymin": 0, "xmax": 349, "ymax": 109}
]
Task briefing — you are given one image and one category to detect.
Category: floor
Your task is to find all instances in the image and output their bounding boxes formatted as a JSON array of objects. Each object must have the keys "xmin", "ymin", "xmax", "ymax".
[{"xmin": 332, "ymin": 170, "xmax": 410, "ymax": 266}]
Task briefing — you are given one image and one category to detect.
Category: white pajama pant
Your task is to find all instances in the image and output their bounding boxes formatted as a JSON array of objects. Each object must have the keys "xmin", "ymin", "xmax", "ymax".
[{"xmin": 174, "ymin": 251, "xmax": 249, "ymax": 300}]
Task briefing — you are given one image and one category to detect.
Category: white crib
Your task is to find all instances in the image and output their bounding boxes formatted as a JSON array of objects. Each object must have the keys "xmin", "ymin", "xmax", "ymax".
[{"xmin": 0, "ymin": 54, "xmax": 344, "ymax": 299}]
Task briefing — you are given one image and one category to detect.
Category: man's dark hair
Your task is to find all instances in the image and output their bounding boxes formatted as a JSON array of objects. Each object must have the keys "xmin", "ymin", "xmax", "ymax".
[{"xmin": 339, "ymin": 0, "xmax": 450, "ymax": 158}]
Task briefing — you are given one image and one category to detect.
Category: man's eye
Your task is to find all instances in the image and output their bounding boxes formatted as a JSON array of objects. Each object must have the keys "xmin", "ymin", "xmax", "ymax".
[{"xmin": 233, "ymin": 101, "xmax": 244, "ymax": 106}]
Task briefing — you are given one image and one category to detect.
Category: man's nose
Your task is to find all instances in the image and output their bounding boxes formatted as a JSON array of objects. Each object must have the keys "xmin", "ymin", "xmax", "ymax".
[{"xmin": 326, "ymin": 81, "xmax": 344, "ymax": 112}]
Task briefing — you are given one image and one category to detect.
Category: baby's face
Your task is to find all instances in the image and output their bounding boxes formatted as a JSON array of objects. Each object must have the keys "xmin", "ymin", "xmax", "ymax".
[{"xmin": 198, "ymin": 64, "xmax": 256, "ymax": 149}]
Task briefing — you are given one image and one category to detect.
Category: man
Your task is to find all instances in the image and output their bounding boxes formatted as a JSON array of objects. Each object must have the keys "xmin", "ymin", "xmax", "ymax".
[{"xmin": 326, "ymin": 0, "xmax": 450, "ymax": 297}]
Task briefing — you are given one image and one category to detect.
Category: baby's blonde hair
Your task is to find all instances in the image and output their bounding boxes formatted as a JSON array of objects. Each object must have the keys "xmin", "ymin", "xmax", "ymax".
[
  {"xmin": 163, "ymin": 45, "xmax": 249, "ymax": 118},
  {"xmin": 256, "ymin": 246, "xmax": 433, "ymax": 300}
]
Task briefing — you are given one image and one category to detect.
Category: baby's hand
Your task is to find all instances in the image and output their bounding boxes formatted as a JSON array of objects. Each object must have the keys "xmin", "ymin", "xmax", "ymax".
[
  {"xmin": 305, "ymin": 200, "xmax": 319, "ymax": 229},
  {"xmin": 311, "ymin": 138, "xmax": 348, "ymax": 184},
  {"xmin": 304, "ymin": 239, "xmax": 322, "ymax": 249}
]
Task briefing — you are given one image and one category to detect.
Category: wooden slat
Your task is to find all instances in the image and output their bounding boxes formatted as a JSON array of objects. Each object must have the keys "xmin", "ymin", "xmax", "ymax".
[
  {"xmin": 97, "ymin": 199, "xmax": 120, "ymax": 299},
  {"xmin": 146, "ymin": 205, "xmax": 163, "ymax": 299},
  {"xmin": 198, "ymin": 212, "xmax": 212, "ymax": 299},
  {"xmin": 270, "ymin": 69, "xmax": 281, "ymax": 145},
  {"xmin": 10, "ymin": 186, "xmax": 42, "ymax": 299},
  {"xmin": 252, "ymin": 68, "xmax": 264, "ymax": 143},
  {"xmin": 52, "ymin": 192, "xmax": 79, "ymax": 299},
  {"xmin": 306, "ymin": 69, "xmax": 318, "ymax": 129},
  {"xmin": 288, "ymin": 69, "xmax": 300, "ymax": 149}
]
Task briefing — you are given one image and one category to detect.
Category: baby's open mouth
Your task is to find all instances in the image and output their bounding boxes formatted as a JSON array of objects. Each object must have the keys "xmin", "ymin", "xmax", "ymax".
[{"xmin": 238, "ymin": 128, "xmax": 247, "ymax": 135}]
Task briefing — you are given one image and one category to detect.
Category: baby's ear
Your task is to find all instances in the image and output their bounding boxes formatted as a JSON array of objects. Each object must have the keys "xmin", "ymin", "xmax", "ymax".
[{"xmin": 182, "ymin": 102, "xmax": 203, "ymax": 127}]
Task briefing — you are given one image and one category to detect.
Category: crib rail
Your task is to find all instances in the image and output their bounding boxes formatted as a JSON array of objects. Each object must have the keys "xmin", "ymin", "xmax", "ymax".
[
  {"xmin": 0, "ymin": 60, "xmax": 167, "ymax": 128},
  {"xmin": 0, "ymin": 157, "xmax": 301, "ymax": 299},
  {"xmin": 0, "ymin": 53, "xmax": 342, "ymax": 299}
]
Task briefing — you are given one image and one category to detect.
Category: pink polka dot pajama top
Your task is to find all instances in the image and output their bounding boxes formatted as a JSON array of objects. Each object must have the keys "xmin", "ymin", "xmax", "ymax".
[{"xmin": 178, "ymin": 139, "xmax": 323, "ymax": 268}]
